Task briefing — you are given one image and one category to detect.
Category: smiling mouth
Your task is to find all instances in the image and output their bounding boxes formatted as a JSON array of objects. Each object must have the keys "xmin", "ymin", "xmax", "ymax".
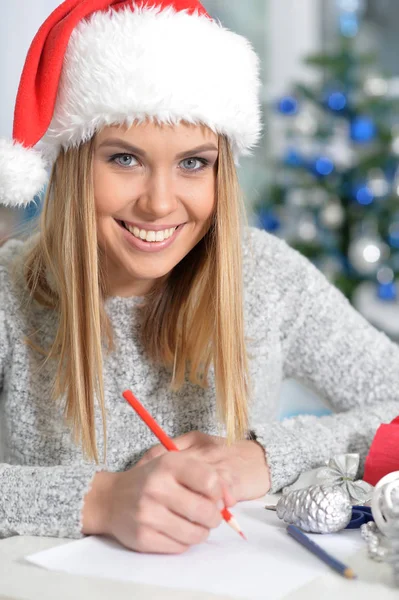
[{"xmin": 116, "ymin": 219, "xmax": 182, "ymax": 243}]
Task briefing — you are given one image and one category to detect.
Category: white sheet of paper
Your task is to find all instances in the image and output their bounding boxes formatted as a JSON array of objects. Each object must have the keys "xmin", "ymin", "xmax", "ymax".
[{"xmin": 26, "ymin": 500, "xmax": 363, "ymax": 600}]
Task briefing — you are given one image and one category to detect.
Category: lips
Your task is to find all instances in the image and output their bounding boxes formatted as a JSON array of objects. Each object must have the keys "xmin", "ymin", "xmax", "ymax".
[
  {"xmin": 120, "ymin": 220, "xmax": 183, "ymax": 231},
  {"xmin": 115, "ymin": 218, "xmax": 184, "ymax": 253},
  {"xmin": 117, "ymin": 220, "xmax": 181, "ymax": 242}
]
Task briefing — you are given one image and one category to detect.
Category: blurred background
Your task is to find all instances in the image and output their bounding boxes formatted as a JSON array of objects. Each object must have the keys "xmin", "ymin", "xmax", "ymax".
[{"xmin": 1, "ymin": 0, "xmax": 399, "ymax": 418}]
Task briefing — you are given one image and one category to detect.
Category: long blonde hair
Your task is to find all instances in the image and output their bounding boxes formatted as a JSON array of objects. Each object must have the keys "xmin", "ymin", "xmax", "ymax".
[{"xmin": 25, "ymin": 129, "xmax": 250, "ymax": 463}]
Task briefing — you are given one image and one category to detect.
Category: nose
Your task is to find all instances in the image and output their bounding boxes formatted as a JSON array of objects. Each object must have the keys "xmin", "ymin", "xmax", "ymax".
[{"xmin": 136, "ymin": 169, "xmax": 179, "ymax": 218}]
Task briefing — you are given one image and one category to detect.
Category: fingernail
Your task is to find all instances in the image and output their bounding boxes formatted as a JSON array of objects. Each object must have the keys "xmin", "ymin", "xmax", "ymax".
[{"xmin": 217, "ymin": 499, "xmax": 225, "ymax": 510}]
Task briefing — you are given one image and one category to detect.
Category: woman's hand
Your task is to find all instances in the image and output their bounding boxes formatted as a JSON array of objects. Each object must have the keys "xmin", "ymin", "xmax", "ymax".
[
  {"xmin": 82, "ymin": 452, "xmax": 232, "ymax": 554},
  {"xmin": 137, "ymin": 431, "xmax": 271, "ymax": 502}
]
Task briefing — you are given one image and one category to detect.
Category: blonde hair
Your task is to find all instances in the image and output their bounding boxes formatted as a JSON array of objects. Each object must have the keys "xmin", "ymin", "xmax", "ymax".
[{"xmin": 25, "ymin": 130, "xmax": 250, "ymax": 463}]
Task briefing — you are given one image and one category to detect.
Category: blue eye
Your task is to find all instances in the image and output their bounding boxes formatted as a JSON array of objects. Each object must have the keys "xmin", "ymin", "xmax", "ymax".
[
  {"xmin": 180, "ymin": 158, "xmax": 208, "ymax": 172},
  {"xmin": 110, "ymin": 154, "xmax": 138, "ymax": 167},
  {"xmin": 109, "ymin": 154, "xmax": 209, "ymax": 171}
]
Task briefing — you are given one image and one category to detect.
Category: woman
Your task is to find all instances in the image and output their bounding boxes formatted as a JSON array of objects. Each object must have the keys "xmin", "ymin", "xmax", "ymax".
[{"xmin": 0, "ymin": 0, "xmax": 398, "ymax": 554}]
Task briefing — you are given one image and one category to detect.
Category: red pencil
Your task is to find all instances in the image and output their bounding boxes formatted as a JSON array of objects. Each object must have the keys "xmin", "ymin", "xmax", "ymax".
[{"xmin": 122, "ymin": 389, "xmax": 246, "ymax": 540}]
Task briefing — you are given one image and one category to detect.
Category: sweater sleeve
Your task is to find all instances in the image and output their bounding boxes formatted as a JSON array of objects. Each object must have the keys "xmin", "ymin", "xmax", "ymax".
[
  {"xmin": 251, "ymin": 238, "xmax": 399, "ymax": 493},
  {"xmin": 0, "ymin": 464, "xmax": 100, "ymax": 539},
  {"xmin": 0, "ymin": 246, "xmax": 101, "ymax": 540},
  {"xmin": 0, "ymin": 309, "xmax": 9, "ymax": 393}
]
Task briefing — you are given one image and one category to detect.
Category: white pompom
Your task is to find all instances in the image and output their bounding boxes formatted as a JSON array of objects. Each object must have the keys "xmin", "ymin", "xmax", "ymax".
[{"xmin": 0, "ymin": 139, "xmax": 49, "ymax": 207}]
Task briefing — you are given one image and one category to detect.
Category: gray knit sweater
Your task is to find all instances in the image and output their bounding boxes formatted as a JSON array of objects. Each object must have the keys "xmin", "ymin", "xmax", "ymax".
[{"xmin": 1, "ymin": 227, "xmax": 398, "ymax": 539}]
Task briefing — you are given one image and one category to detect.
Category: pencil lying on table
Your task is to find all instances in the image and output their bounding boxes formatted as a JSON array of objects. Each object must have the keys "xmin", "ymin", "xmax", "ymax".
[
  {"xmin": 122, "ymin": 389, "xmax": 246, "ymax": 540},
  {"xmin": 287, "ymin": 525, "xmax": 357, "ymax": 579}
]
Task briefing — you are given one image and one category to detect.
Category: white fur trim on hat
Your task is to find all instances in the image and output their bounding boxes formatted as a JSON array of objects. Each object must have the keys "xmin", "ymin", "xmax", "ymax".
[
  {"xmin": 0, "ymin": 139, "xmax": 48, "ymax": 207},
  {"xmin": 41, "ymin": 5, "xmax": 262, "ymax": 163}
]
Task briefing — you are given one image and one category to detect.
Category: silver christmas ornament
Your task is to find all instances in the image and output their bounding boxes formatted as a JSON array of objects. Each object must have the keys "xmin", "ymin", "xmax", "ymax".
[
  {"xmin": 282, "ymin": 454, "xmax": 373, "ymax": 505},
  {"xmin": 393, "ymin": 167, "xmax": 399, "ymax": 196},
  {"xmin": 307, "ymin": 187, "xmax": 329, "ymax": 209},
  {"xmin": 360, "ymin": 521, "xmax": 389, "ymax": 562},
  {"xmin": 392, "ymin": 136, "xmax": 399, "ymax": 157},
  {"xmin": 293, "ymin": 109, "xmax": 318, "ymax": 136},
  {"xmin": 367, "ymin": 168, "xmax": 389, "ymax": 198},
  {"xmin": 363, "ymin": 75, "xmax": 388, "ymax": 97},
  {"xmin": 372, "ymin": 471, "xmax": 399, "ymax": 586},
  {"xmin": 276, "ymin": 485, "xmax": 352, "ymax": 533},
  {"xmin": 319, "ymin": 256, "xmax": 341, "ymax": 282},
  {"xmin": 286, "ymin": 188, "xmax": 307, "ymax": 208},
  {"xmin": 348, "ymin": 235, "xmax": 388, "ymax": 275},
  {"xmin": 296, "ymin": 213, "xmax": 318, "ymax": 243},
  {"xmin": 319, "ymin": 200, "xmax": 344, "ymax": 229},
  {"xmin": 360, "ymin": 471, "xmax": 399, "ymax": 587},
  {"xmin": 388, "ymin": 77, "xmax": 399, "ymax": 99},
  {"xmin": 391, "ymin": 128, "xmax": 399, "ymax": 157},
  {"xmin": 315, "ymin": 454, "xmax": 373, "ymax": 504},
  {"xmin": 327, "ymin": 132, "xmax": 357, "ymax": 168},
  {"xmin": 377, "ymin": 266, "xmax": 395, "ymax": 285}
]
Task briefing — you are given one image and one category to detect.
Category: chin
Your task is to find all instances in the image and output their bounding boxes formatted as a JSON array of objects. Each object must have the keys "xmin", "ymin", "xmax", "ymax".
[{"xmin": 124, "ymin": 263, "xmax": 173, "ymax": 286}]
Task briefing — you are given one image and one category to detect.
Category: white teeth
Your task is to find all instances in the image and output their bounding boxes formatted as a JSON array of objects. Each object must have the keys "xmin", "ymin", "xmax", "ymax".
[{"xmin": 125, "ymin": 224, "xmax": 177, "ymax": 242}]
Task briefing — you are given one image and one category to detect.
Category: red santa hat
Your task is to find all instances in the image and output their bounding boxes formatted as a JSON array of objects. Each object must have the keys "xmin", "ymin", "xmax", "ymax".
[{"xmin": 0, "ymin": 0, "xmax": 262, "ymax": 207}]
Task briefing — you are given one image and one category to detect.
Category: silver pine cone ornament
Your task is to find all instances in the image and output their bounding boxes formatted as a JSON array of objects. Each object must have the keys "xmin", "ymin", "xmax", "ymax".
[{"xmin": 276, "ymin": 485, "xmax": 352, "ymax": 533}]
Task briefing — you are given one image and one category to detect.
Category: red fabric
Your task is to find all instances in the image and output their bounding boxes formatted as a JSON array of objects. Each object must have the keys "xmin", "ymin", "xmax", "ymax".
[
  {"xmin": 363, "ymin": 416, "xmax": 399, "ymax": 486},
  {"xmin": 13, "ymin": 0, "xmax": 209, "ymax": 148}
]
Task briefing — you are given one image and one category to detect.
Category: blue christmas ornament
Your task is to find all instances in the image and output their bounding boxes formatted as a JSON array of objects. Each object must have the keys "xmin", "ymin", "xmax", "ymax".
[
  {"xmin": 339, "ymin": 12, "xmax": 359, "ymax": 37},
  {"xmin": 341, "ymin": 254, "xmax": 354, "ymax": 275},
  {"xmin": 338, "ymin": 0, "xmax": 364, "ymax": 11},
  {"xmin": 327, "ymin": 91, "xmax": 347, "ymax": 112},
  {"xmin": 277, "ymin": 96, "xmax": 298, "ymax": 116},
  {"xmin": 354, "ymin": 184, "xmax": 374, "ymax": 205},
  {"xmin": 350, "ymin": 116, "xmax": 376, "ymax": 143},
  {"xmin": 377, "ymin": 282, "xmax": 397, "ymax": 301},
  {"xmin": 283, "ymin": 148, "xmax": 303, "ymax": 167},
  {"xmin": 258, "ymin": 208, "xmax": 281, "ymax": 233},
  {"xmin": 313, "ymin": 156, "xmax": 334, "ymax": 176},
  {"xmin": 391, "ymin": 252, "xmax": 399, "ymax": 271},
  {"xmin": 388, "ymin": 225, "xmax": 399, "ymax": 248}
]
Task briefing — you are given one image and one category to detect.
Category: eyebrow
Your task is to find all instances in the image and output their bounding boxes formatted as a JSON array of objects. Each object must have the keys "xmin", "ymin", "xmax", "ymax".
[{"xmin": 97, "ymin": 138, "xmax": 219, "ymax": 159}]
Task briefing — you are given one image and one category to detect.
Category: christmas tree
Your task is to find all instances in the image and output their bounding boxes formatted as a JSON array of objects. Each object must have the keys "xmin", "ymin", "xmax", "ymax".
[{"xmin": 256, "ymin": 1, "xmax": 399, "ymax": 339}]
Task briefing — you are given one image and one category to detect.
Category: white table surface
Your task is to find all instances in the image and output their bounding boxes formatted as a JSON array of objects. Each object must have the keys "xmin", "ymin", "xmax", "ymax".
[{"xmin": 0, "ymin": 495, "xmax": 397, "ymax": 600}]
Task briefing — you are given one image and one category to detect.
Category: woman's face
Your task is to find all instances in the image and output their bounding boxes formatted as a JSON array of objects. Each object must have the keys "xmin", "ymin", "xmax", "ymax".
[{"xmin": 93, "ymin": 121, "xmax": 219, "ymax": 297}]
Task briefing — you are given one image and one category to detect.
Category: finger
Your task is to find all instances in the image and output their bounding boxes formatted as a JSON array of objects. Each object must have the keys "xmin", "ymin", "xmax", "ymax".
[
  {"xmin": 216, "ymin": 466, "xmax": 242, "ymax": 503},
  {"xmin": 175, "ymin": 457, "xmax": 223, "ymax": 502},
  {"xmin": 133, "ymin": 526, "xmax": 189, "ymax": 554},
  {"xmin": 179, "ymin": 444, "xmax": 224, "ymax": 464},
  {"xmin": 164, "ymin": 481, "xmax": 223, "ymax": 530},
  {"xmin": 136, "ymin": 444, "xmax": 167, "ymax": 467},
  {"xmin": 222, "ymin": 484, "xmax": 237, "ymax": 508},
  {"xmin": 141, "ymin": 455, "xmax": 223, "ymax": 529},
  {"xmin": 151, "ymin": 505, "xmax": 210, "ymax": 547},
  {"xmin": 215, "ymin": 467, "xmax": 234, "ymax": 491},
  {"xmin": 213, "ymin": 467, "xmax": 238, "ymax": 506},
  {"xmin": 173, "ymin": 431, "xmax": 224, "ymax": 452},
  {"xmin": 172, "ymin": 431, "xmax": 200, "ymax": 450}
]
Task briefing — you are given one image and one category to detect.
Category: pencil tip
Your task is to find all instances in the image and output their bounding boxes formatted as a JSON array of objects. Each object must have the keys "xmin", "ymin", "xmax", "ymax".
[
  {"xmin": 239, "ymin": 531, "xmax": 247, "ymax": 541},
  {"xmin": 344, "ymin": 568, "xmax": 357, "ymax": 579}
]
